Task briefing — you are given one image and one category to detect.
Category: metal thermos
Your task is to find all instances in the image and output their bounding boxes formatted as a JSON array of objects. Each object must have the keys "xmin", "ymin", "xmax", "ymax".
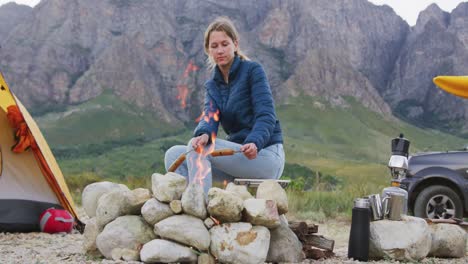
[{"xmin": 348, "ymin": 198, "xmax": 371, "ymax": 261}]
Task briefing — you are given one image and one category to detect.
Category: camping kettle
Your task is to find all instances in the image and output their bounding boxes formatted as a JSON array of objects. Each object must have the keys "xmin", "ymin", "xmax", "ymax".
[{"xmin": 348, "ymin": 198, "xmax": 370, "ymax": 261}]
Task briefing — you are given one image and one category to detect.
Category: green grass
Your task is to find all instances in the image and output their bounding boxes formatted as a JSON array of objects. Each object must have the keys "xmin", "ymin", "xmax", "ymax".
[
  {"xmin": 36, "ymin": 90, "xmax": 184, "ymax": 147},
  {"xmin": 37, "ymin": 95, "xmax": 467, "ymax": 219}
]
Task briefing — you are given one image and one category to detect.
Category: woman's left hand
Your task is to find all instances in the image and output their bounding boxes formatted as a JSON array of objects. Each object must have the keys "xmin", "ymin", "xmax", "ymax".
[{"xmin": 240, "ymin": 143, "xmax": 258, "ymax": 160}]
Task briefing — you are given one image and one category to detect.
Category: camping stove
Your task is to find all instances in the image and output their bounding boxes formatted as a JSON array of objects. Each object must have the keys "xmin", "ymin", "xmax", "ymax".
[{"xmin": 388, "ymin": 134, "xmax": 410, "ymax": 181}]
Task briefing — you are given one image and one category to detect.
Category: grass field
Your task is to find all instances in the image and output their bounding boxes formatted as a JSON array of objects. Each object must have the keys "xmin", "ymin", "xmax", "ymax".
[{"xmin": 36, "ymin": 94, "xmax": 466, "ymax": 218}]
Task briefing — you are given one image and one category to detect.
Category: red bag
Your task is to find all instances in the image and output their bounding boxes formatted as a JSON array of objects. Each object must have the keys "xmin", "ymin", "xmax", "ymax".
[{"xmin": 39, "ymin": 208, "xmax": 74, "ymax": 233}]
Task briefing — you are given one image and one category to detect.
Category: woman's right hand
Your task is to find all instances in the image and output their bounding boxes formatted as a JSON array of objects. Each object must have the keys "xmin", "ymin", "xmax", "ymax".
[{"xmin": 191, "ymin": 134, "xmax": 209, "ymax": 152}]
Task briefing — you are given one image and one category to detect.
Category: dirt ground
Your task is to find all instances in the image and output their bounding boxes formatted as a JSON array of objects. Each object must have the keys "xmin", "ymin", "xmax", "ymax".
[{"xmin": 0, "ymin": 214, "xmax": 466, "ymax": 264}]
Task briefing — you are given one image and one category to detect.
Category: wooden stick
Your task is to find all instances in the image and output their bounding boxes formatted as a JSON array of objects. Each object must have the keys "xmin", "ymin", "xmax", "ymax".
[
  {"xmin": 168, "ymin": 149, "xmax": 237, "ymax": 172},
  {"xmin": 426, "ymin": 218, "xmax": 468, "ymax": 226},
  {"xmin": 168, "ymin": 154, "xmax": 186, "ymax": 172},
  {"xmin": 210, "ymin": 148, "xmax": 236, "ymax": 157}
]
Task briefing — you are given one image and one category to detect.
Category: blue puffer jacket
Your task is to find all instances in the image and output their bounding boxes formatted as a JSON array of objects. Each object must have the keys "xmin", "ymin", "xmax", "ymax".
[{"xmin": 193, "ymin": 56, "xmax": 283, "ymax": 151}]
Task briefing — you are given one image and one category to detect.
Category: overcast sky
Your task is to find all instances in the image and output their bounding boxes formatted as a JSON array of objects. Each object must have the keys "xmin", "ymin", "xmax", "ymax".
[{"xmin": 0, "ymin": 0, "xmax": 467, "ymax": 26}]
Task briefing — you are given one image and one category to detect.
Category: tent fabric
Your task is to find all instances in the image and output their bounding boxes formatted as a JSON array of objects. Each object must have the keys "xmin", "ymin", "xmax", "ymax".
[{"xmin": 0, "ymin": 71, "xmax": 81, "ymax": 232}]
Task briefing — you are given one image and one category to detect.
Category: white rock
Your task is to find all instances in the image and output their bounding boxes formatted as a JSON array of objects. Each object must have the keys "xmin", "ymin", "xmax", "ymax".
[
  {"xmin": 429, "ymin": 223, "xmax": 466, "ymax": 258},
  {"xmin": 226, "ymin": 182, "xmax": 254, "ymax": 200},
  {"xmin": 127, "ymin": 188, "xmax": 152, "ymax": 214},
  {"xmin": 169, "ymin": 200, "xmax": 183, "ymax": 214},
  {"xmin": 82, "ymin": 217, "xmax": 102, "ymax": 253},
  {"xmin": 207, "ymin": 187, "xmax": 244, "ymax": 223},
  {"xmin": 267, "ymin": 215, "xmax": 304, "ymax": 263},
  {"xmin": 182, "ymin": 183, "xmax": 207, "ymax": 219},
  {"xmin": 256, "ymin": 180, "xmax": 288, "ymax": 214},
  {"xmin": 141, "ymin": 198, "xmax": 174, "ymax": 225},
  {"xmin": 154, "ymin": 214, "xmax": 210, "ymax": 251},
  {"xmin": 243, "ymin": 198, "xmax": 280, "ymax": 228},
  {"xmin": 82, "ymin": 181, "xmax": 129, "ymax": 217},
  {"xmin": 369, "ymin": 216, "xmax": 431, "ymax": 261},
  {"xmin": 210, "ymin": 222, "xmax": 270, "ymax": 264},
  {"xmin": 152, "ymin": 172, "xmax": 187, "ymax": 203},
  {"xmin": 96, "ymin": 216, "xmax": 155, "ymax": 259},
  {"xmin": 95, "ymin": 189, "xmax": 133, "ymax": 227},
  {"xmin": 110, "ymin": 248, "xmax": 139, "ymax": 261},
  {"xmin": 121, "ymin": 248, "xmax": 140, "ymax": 261},
  {"xmin": 140, "ymin": 239, "xmax": 197, "ymax": 263},
  {"xmin": 110, "ymin": 248, "xmax": 140, "ymax": 261},
  {"xmin": 204, "ymin": 217, "xmax": 215, "ymax": 229},
  {"xmin": 198, "ymin": 253, "xmax": 216, "ymax": 264}
]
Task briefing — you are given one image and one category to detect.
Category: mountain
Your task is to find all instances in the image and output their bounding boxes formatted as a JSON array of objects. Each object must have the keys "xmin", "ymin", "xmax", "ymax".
[
  {"xmin": 0, "ymin": 0, "xmax": 467, "ymax": 136},
  {"xmin": 0, "ymin": 0, "xmax": 403, "ymax": 118},
  {"xmin": 386, "ymin": 3, "xmax": 468, "ymax": 134},
  {"xmin": 0, "ymin": 2, "xmax": 32, "ymax": 37}
]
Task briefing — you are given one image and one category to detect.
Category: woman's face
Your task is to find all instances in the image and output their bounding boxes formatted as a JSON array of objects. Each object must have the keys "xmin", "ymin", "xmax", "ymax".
[{"xmin": 208, "ymin": 30, "xmax": 238, "ymax": 68}]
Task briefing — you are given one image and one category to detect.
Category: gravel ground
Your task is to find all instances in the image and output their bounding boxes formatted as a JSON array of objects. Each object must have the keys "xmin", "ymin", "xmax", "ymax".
[{"xmin": 0, "ymin": 212, "xmax": 466, "ymax": 264}]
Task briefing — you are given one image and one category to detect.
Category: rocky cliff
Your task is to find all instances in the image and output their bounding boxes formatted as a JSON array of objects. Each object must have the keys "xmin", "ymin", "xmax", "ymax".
[
  {"xmin": 0, "ymin": 2, "xmax": 32, "ymax": 37},
  {"xmin": 386, "ymin": 3, "xmax": 468, "ymax": 133},
  {"xmin": 0, "ymin": 0, "xmax": 467, "ymax": 134}
]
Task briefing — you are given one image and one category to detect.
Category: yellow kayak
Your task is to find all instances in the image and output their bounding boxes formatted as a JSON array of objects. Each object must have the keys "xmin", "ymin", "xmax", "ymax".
[{"xmin": 433, "ymin": 76, "xmax": 468, "ymax": 99}]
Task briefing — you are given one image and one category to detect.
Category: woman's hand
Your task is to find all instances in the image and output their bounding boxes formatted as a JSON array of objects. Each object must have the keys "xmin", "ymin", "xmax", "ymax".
[
  {"xmin": 191, "ymin": 134, "xmax": 209, "ymax": 152},
  {"xmin": 241, "ymin": 143, "xmax": 258, "ymax": 160}
]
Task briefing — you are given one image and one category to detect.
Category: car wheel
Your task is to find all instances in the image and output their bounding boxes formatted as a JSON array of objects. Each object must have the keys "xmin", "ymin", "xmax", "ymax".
[{"xmin": 414, "ymin": 185, "xmax": 463, "ymax": 219}]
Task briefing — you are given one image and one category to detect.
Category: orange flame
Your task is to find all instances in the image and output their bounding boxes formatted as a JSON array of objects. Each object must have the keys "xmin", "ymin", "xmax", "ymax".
[
  {"xmin": 175, "ymin": 60, "xmax": 199, "ymax": 109},
  {"xmin": 192, "ymin": 132, "xmax": 216, "ymax": 186}
]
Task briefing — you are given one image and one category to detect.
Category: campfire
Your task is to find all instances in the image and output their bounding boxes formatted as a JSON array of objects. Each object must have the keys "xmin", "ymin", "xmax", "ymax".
[{"xmin": 81, "ymin": 173, "xmax": 335, "ymax": 263}]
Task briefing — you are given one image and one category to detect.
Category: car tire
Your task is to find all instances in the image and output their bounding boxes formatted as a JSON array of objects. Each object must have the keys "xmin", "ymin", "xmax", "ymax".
[{"xmin": 414, "ymin": 185, "xmax": 463, "ymax": 219}]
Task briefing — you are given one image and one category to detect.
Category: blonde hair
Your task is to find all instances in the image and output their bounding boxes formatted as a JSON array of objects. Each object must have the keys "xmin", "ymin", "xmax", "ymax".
[{"xmin": 204, "ymin": 17, "xmax": 249, "ymax": 70}]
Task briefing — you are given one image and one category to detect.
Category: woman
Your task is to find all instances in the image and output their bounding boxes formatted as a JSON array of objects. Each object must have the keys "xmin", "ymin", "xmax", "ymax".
[{"xmin": 164, "ymin": 17, "xmax": 284, "ymax": 193}]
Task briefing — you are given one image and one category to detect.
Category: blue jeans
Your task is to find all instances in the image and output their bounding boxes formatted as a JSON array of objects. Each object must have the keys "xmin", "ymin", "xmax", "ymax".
[{"xmin": 164, "ymin": 138, "xmax": 285, "ymax": 193}]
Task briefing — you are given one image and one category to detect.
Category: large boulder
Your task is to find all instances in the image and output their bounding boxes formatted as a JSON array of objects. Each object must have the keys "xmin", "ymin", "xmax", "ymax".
[
  {"xmin": 140, "ymin": 239, "xmax": 198, "ymax": 263},
  {"xmin": 225, "ymin": 183, "xmax": 254, "ymax": 200},
  {"xmin": 154, "ymin": 214, "xmax": 210, "ymax": 251},
  {"xmin": 82, "ymin": 181, "xmax": 129, "ymax": 217},
  {"xmin": 95, "ymin": 189, "xmax": 133, "ymax": 227},
  {"xmin": 152, "ymin": 172, "xmax": 187, "ymax": 203},
  {"xmin": 82, "ymin": 217, "xmax": 103, "ymax": 254},
  {"xmin": 141, "ymin": 198, "xmax": 174, "ymax": 225},
  {"xmin": 181, "ymin": 183, "xmax": 207, "ymax": 219},
  {"xmin": 369, "ymin": 216, "xmax": 431, "ymax": 261},
  {"xmin": 210, "ymin": 222, "xmax": 270, "ymax": 264},
  {"xmin": 207, "ymin": 187, "xmax": 244, "ymax": 223},
  {"xmin": 429, "ymin": 223, "xmax": 466, "ymax": 258},
  {"xmin": 96, "ymin": 216, "xmax": 155, "ymax": 259},
  {"xmin": 256, "ymin": 180, "xmax": 288, "ymax": 214},
  {"xmin": 267, "ymin": 215, "xmax": 304, "ymax": 263},
  {"xmin": 243, "ymin": 198, "xmax": 280, "ymax": 228}
]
